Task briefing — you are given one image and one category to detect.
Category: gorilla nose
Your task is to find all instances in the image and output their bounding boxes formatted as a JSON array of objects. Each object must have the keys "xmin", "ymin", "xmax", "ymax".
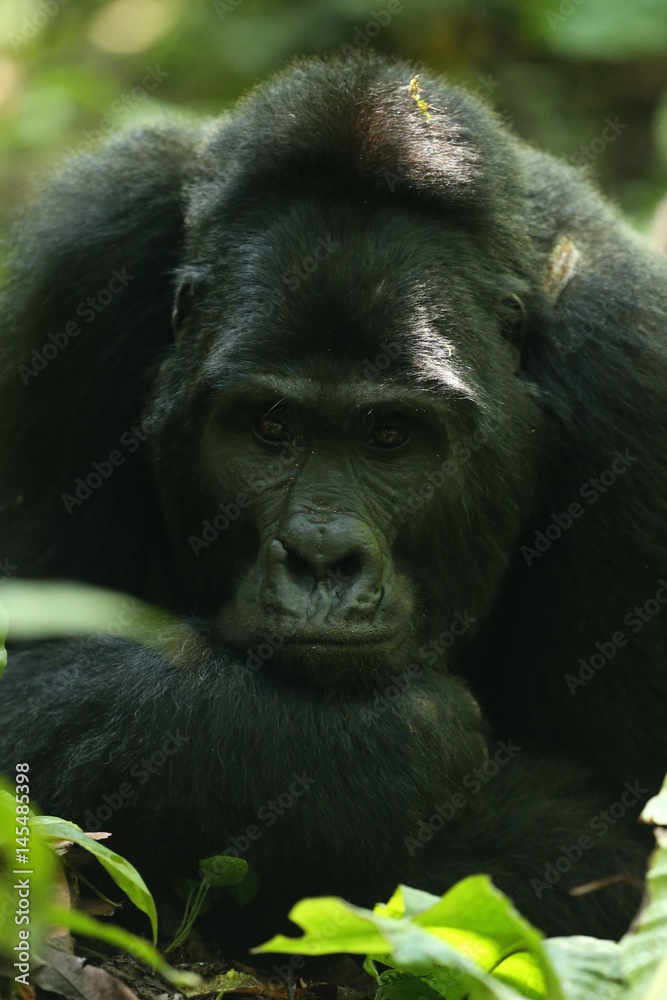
[{"xmin": 266, "ymin": 514, "xmax": 383, "ymax": 610}]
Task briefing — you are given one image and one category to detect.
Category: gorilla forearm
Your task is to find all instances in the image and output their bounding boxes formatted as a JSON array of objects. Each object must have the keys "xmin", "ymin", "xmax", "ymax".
[
  {"xmin": 0, "ymin": 633, "xmax": 486, "ymax": 882},
  {"xmin": 417, "ymin": 755, "xmax": 650, "ymax": 940},
  {"xmin": 1, "ymin": 635, "xmax": 649, "ymax": 940}
]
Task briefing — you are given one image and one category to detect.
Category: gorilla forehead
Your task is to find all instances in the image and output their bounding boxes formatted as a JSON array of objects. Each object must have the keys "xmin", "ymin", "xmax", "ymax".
[{"xmin": 188, "ymin": 197, "xmax": 507, "ymax": 404}]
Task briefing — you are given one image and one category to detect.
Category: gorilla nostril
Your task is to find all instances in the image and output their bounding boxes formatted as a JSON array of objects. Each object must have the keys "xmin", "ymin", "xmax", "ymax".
[
  {"xmin": 334, "ymin": 554, "xmax": 362, "ymax": 581},
  {"xmin": 272, "ymin": 534, "xmax": 366, "ymax": 587}
]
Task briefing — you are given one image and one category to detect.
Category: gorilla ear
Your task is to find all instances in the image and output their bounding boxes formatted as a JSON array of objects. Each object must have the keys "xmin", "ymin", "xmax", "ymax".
[
  {"xmin": 172, "ymin": 273, "xmax": 206, "ymax": 337},
  {"xmin": 498, "ymin": 291, "xmax": 527, "ymax": 358}
]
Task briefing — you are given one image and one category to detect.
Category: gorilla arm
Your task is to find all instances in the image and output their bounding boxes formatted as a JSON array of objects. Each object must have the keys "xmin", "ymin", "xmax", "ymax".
[
  {"xmin": 0, "ymin": 627, "xmax": 649, "ymax": 941},
  {"xmin": 0, "ymin": 626, "xmax": 484, "ymax": 890}
]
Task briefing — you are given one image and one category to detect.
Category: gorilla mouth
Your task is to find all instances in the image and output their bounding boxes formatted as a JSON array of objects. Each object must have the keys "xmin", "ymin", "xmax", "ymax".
[
  {"xmin": 279, "ymin": 634, "xmax": 400, "ymax": 651},
  {"xmin": 229, "ymin": 620, "xmax": 407, "ymax": 686},
  {"xmin": 280, "ymin": 628, "xmax": 399, "ymax": 643},
  {"xmin": 240, "ymin": 628, "xmax": 402, "ymax": 655},
  {"xmin": 216, "ymin": 593, "xmax": 407, "ymax": 661}
]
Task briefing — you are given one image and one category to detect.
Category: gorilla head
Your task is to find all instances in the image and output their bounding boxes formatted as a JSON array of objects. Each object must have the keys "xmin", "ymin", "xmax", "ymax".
[{"xmin": 150, "ymin": 63, "xmax": 542, "ymax": 687}]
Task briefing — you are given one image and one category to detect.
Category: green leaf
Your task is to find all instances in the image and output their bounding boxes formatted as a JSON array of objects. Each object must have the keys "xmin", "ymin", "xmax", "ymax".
[
  {"xmin": 545, "ymin": 936, "xmax": 624, "ymax": 1000},
  {"xmin": 254, "ymin": 895, "xmax": 392, "ymax": 957},
  {"xmin": 0, "ymin": 782, "xmax": 56, "ymax": 955},
  {"xmin": 35, "ymin": 814, "xmax": 158, "ymax": 943},
  {"xmin": 258, "ymin": 895, "xmax": 528, "ymax": 998},
  {"xmin": 376, "ymin": 970, "xmax": 454, "ymax": 1000},
  {"xmin": 200, "ymin": 853, "xmax": 249, "ymax": 886},
  {"xmin": 621, "ymin": 835, "xmax": 667, "ymax": 998},
  {"xmin": 380, "ymin": 884, "xmax": 443, "ymax": 919},
  {"xmin": 256, "ymin": 877, "xmax": 565, "ymax": 999},
  {"xmin": 0, "ymin": 580, "xmax": 169, "ymax": 642},
  {"xmin": 46, "ymin": 906, "xmax": 200, "ymax": 988},
  {"xmin": 0, "ymin": 597, "xmax": 7, "ymax": 679},
  {"xmin": 641, "ymin": 774, "xmax": 667, "ymax": 827},
  {"xmin": 375, "ymin": 879, "xmax": 558, "ymax": 997}
]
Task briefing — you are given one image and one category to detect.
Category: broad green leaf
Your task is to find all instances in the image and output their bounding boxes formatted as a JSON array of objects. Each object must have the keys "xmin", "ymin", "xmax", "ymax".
[
  {"xmin": 642, "ymin": 774, "xmax": 667, "ymax": 827},
  {"xmin": 200, "ymin": 853, "xmax": 249, "ymax": 886},
  {"xmin": 643, "ymin": 949, "xmax": 667, "ymax": 1000},
  {"xmin": 376, "ymin": 879, "xmax": 559, "ymax": 998},
  {"xmin": 545, "ymin": 936, "xmax": 624, "ymax": 1000},
  {"xmin": 0, "ymin": 598, "xmax": 7, "ymax": 679},
  {"xmin": 35, "ymin": 814, "xmax": 157, "ymax": 943},
  {"xmin": 256, "ymin": 878, "xmax": 565, "ymax": 999},
  {"xmin": 257, "ymin": 895, "xmax": 528, "ymax": 998},
  {"xmin": 0, "ymin": 783, "xmax": 56, "ymax": 955},
  {"xmin": 376, "ymin": 969, "xmax": 458, "ymax": 1000},
  {"xmin": 0, "ymin": 580, "xmax": 169, "ymax": 642},
  {"xmin": 254, "ymin": 895, "xmax": 392, "ymax": 957},
  {"xmin": 621, "ymin": 835, "xmax": 667, "ymax": 998},
  {"xmin": 380, "ymin": 884, "xmax": 443, "ymax": 919}
]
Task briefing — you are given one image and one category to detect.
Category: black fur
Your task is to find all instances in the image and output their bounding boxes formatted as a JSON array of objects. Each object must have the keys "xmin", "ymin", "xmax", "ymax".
[{"xmin": 1, "ymin": 53, "xmax": 666, "ymax": 945}]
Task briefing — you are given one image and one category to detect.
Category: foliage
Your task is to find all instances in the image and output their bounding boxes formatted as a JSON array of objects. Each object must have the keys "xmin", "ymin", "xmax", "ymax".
[
  {"xmin": 256, "ymin": 781, "xmax": 667, "ymax": 999},
  {"xmin": 0, "ymin": 784, "xmax": 199, "ymax": 989},
  {"xmin": 0, "ymin": 0, "xmax": 665, "ymax": 225}
]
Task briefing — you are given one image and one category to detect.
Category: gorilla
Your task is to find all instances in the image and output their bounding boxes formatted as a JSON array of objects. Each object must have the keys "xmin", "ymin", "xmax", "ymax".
[{"xmin": 1, "ymin": 53, "xmax": 666, "ymax": 946}]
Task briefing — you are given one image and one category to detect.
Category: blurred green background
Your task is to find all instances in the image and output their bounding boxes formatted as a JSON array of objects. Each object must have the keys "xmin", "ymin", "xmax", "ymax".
[{"xmin": 0, "ymin": 0, "xmax": 666, "ymax": 231}]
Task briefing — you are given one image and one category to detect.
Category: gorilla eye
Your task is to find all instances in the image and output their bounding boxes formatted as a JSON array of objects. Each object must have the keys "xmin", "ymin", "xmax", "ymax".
[
  {"xmin": 255, "ymin": 415, "xmax": 291, "ymax": 443},
  {"xmin": 371, "ymin": 424, "xmax": 409, "ymax": 450}
]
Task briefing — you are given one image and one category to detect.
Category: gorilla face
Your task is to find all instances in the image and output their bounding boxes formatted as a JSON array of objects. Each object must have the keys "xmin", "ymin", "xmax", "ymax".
[{"xmin": 152, "ymin": 195, "xmax": 543, "ymax": 687}]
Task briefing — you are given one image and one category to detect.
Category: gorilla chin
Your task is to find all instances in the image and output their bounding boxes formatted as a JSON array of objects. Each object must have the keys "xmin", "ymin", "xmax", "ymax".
[{"xmin": 262, "ymin": 639, "xmax": 410, "ymax": 688}]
